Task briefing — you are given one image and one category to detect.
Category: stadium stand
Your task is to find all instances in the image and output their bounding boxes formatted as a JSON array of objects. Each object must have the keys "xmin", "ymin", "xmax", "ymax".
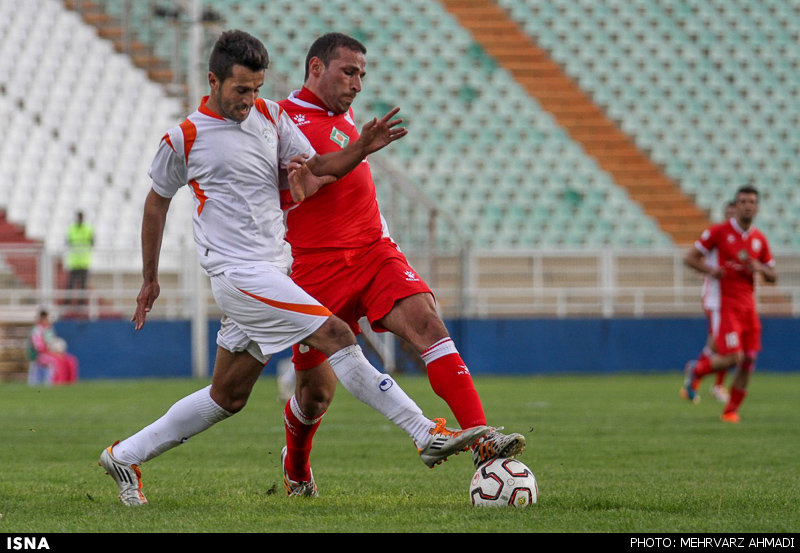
[
  {"xmin": 75, "ymin": 0, "xmax": 675, "ymax": 251},
  {"xmin": 442, "ymin": 0, "xmax": 710, "ymax": 245},
  {"xmin": 496, "ymin": 0, "xmax": 800, "ymax": 248},
  {"xmin": 63, "ymin": 0, "xmax": 800, "ymax": 250},
  {"xmin": 0, "ymin": 0, "xmax": 190, "ymax": 273},
  {"xmin": 0, "ymin": 0, "xmax": 797, "ymax": 328}
]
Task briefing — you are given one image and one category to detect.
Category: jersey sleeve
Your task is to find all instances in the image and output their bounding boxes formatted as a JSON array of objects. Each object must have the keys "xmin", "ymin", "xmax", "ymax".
[
  {"xmin": 148, "ymin": 129, "xmax": 189, "ymax": 198},
  {"xmin": 695, "ymin": 225, "xmax": 719, "ymax": 254},
  {"xmin": 276, "ymin": 109, "xmax": 316, "ymax": 168},
  {"xmin": 759, "ymin": 233, "xmax": 775, "ymax": 266},
  {"xmin": 278, "ymin": 168, "xmax": 298, "ymax": 212}
]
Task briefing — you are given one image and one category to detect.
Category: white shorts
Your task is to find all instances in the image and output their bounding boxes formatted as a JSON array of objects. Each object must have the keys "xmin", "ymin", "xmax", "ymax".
[{"xmin": 211, "ymin": 264, "xmax": 331, "ymax": 363}]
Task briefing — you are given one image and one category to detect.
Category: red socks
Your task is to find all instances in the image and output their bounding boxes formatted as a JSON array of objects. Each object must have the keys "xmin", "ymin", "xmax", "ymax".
[
  {"xmin": 724, "ymin": 387, "xmax": 746, "ymax": 414},
  {"xmin": 283, "ymin": 396, "xmax": 324, "ymax": 482},
  {"xmin": 693, "ymin": 356, "xmax": 714, "ymax": 380},
  {"xmin": 422, "ymin": 338, "xmax": 486, "ymax": 429}
]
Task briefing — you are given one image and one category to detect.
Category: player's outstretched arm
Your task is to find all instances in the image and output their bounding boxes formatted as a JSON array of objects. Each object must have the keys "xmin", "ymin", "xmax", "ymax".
[
  {"xmin": 132, "ymin": 189, "xmax": 171, "ymax": 330},
  {"xmin": 307, "ymin": 107, "xmax": 407, "ymax": 179},
  {"xmin": 356, "ymin": 107, "xmax": 407, "ymax": 155}
]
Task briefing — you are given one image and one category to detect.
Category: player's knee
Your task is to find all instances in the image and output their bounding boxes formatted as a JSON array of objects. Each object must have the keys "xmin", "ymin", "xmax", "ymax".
[
  {"xmin": 296, "ymin": 379, "xmax": 335, "ymax": 418},
  {"xmin": 741, "ymin": 354, "xmax": 757, "ymax": 373},
  {"xmin": 306, "ymin": 316, "xmax": 357, "ymax": 355},
  {"xmin": 388, "ymin": 295, "xmax": 448, "ymax": 348},
  {"xmin": 210, "ymin": 387, "xmax": 250, "ymax": 413},
  {"xmin": 720, "ymin": 351, "xmax": 743, "ymax": 369},
  {"xmin": 416, "ymin": 312, "xmax": 448, "ymax": 343}
]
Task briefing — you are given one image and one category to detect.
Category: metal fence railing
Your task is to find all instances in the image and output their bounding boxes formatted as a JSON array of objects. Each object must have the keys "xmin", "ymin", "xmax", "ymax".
[{"xmin": 2, "ymin": 246, "xmax": 798, "ymax": 321}]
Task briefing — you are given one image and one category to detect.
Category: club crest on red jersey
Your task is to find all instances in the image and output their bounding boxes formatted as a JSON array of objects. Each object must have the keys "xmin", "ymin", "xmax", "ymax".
[{"xmin": 329, "ymin": 127, "xmax": 350, "ymax": 148}]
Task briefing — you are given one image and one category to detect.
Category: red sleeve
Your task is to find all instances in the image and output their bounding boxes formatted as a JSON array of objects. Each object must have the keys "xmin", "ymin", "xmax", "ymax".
[
  {"xmin": 759, "ymin": 232, "xmax": 774, "ymax": 265},
  {"xmin": 696, "ymin": 224, "xmax": 720, "ymax": 253}
]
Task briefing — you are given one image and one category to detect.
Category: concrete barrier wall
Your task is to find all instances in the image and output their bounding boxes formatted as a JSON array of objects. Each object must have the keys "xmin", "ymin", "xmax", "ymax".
[{"xmin": 55, "ymin": 317, "xmax": 800, "ymax": 380}]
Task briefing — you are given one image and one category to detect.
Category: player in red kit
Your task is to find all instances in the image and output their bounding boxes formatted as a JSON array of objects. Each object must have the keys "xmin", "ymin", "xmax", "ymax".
[
  {"xmin": 685, "ymin": 200, "xmax": 737, "ymax": 403},
  {"xmin": 681, "ymin": 186, "xmax": 776, "ymax": 422},
  {"xmin": 278, "ymin": 33, "xmax": 525, "ymax": 483}
]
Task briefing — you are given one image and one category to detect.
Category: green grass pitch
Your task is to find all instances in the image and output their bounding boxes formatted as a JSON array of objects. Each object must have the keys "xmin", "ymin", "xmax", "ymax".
[{"xmin": 0, "ymin": 372, "xmax": 798, "ymax": 534}]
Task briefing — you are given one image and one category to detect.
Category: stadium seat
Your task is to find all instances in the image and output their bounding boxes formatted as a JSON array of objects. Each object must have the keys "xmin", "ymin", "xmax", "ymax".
[
  {"xmin": 0, "ymin": 0, "xmax": 184, "ymax": 270},
  {"xmin": 497, "ymin": 0, "xmax": 800, "ymax": 247},
  {"xmin": 5, "ymin": 0, "xmax": 797, "ymax": 263}
]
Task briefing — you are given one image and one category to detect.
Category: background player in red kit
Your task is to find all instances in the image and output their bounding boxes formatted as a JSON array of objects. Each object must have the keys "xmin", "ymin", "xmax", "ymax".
[
  {"xmin": 681, "ymin": 186, "xmax": 776, "ymax": 422},
  {"xmin": 685, "ymin": 199, "xmax": 737, "ymax": 403},
  {"xmin": 278, "ymin": 33, "xmax": 525, "ymax": 483}
]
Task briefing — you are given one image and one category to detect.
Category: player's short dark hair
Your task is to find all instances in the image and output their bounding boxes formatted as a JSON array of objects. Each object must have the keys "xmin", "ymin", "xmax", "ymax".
[
  {"xmin": 209, "ymin": 30, "xmax": 269, "ymax": 82},
  {"xmin": 304, "ymin": 32, "xmax": 367, "ymax": 81},
  {"xmin": 735, "ymin": 184, "xmax": 759, "ymax": 200}
]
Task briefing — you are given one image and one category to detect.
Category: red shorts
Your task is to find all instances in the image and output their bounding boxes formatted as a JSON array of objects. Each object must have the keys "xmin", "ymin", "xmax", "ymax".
[
  {"xmin": 710, "ymin": 302, "xmax": 761, "ymax": 356},
  {"xmin": 289, "ymin": 238, "xmax": 433, "ymax": 369}
]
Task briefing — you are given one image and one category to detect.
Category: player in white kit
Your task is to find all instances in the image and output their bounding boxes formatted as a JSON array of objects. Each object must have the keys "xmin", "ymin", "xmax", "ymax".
[{"xmin": 98, "ymin": 30, "xmax": 486, "ymax": 505}]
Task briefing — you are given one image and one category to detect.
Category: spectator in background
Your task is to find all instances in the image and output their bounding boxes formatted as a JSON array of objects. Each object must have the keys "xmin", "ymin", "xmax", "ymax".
[
  {"xmin": 65, "ymin": 211, "xmax": 94, "ymax": 307},
  {"xmin": 26, "ymin": 309, "xmax": 79, "ymax": 385}
]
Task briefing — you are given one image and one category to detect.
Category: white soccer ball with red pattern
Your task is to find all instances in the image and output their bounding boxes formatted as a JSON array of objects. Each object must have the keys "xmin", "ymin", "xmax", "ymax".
[{"xmin": 470, "ymin": 458, "xmax": 538, "ymax": 507}]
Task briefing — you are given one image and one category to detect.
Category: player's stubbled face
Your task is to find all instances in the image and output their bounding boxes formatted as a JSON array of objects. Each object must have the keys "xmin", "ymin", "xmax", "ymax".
[
  {"xmin": 735, "ymin": 193, "xmax": 759, "ymax": 225},
  {"xmin": 317, "ymin": 47, "xmax": 366, "ymax": 114},
  {"xmin": 212, "ymin": 64, "xmax": 264, "ymax": 122}
]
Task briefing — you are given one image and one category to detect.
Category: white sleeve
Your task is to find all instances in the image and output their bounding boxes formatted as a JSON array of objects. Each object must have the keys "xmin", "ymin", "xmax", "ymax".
[
  {"xmin": 148, "ymin": 130, "xmax": 188, "ymax": 198},
  {"xmin": 277, "ymin": 109, "xmax": 316, "ymax": 168}
]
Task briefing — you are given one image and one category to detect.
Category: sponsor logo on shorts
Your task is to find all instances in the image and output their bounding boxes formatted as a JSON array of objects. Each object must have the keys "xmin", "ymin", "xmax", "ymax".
[{"xmin": 379, "ymin": 377, "xmax": 394, "ymax": 392}]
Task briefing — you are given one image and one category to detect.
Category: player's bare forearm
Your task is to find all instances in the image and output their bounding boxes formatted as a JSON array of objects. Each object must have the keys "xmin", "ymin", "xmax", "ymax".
[
  {"xmin": 307, "ymin": 142, "xmax": 368, "ymax": 179},
  {"xmin": 307, "ymin": 107, "xmax": 407, "ymax": 178},
  {"xmin": 133, "ymin": 189, "xmax": 171, "ymax": 329},
  {"xmin": 684, "ymin": 248, "xmax": 714, "ymax": 276},
  {"xmin": 751, "ymin": 260, "xmax": 777, "ymax": 283}
]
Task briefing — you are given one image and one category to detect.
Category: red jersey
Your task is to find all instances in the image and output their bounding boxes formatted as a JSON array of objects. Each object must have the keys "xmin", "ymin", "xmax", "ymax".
[
  {"xmin": 695, "ymin": 218, "xmax": 774, "ymax": 311},
  {"xmin": 278, "ymin": 88, "xmax": 385, "ymax": 253}
]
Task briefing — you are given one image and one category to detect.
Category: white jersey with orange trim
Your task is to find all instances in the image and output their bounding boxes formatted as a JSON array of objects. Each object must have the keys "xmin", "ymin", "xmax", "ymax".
[{"xmin": 148, "ymin": 96, "xmax": 316, "ymax": 276}]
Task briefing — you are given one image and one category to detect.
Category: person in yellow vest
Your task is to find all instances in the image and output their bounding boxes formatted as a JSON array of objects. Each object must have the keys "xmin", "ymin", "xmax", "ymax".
[{"xmin": 65, "ymin": 211, "xmax": 94, "ymax": 306}]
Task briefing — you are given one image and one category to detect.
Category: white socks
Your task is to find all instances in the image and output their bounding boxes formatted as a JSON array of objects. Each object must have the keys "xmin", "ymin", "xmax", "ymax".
[
  {"xmin": 420, "ymin": 337, "xmax": 459, "ymax": 364},
  {"xmin": 110, "ymin": 346, "xmax": 436, "ymax": 466},
  {"xmin": 112, "ymin": 385, "xmax": 232, "ymax": 466},
  {"xmin": 327, "ymin": 344, "xmax": 434, "ymax": 446}
]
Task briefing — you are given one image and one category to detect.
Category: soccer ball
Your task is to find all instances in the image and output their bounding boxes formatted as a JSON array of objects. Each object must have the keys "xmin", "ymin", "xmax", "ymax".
[{"xmin": 469, "ymin": 458, "xmax": 538, "ymax": 507}]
